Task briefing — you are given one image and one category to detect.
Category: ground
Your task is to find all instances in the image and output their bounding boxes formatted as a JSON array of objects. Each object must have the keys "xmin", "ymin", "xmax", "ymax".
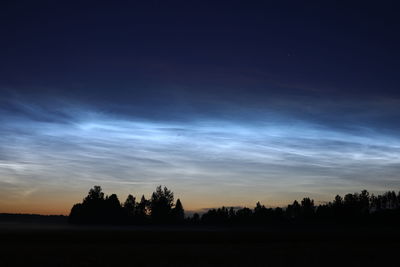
[{"xmin": 0, "ymin": 223, "xmax": 399, "ymax": 266}]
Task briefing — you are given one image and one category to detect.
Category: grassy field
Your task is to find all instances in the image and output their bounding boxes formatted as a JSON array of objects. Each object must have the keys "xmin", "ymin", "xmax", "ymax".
[{"xmin": 0, "ymin": 223, "xmax": 399, "ymax": 266}]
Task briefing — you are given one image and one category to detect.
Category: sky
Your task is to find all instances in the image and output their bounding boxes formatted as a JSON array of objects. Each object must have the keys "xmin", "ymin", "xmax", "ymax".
[{"xmin": 1, "ymin": 1, "xmax": 400, "ymax": 215}]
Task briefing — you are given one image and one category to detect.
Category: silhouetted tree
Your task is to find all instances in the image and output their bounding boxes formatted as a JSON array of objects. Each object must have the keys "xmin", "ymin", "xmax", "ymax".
[
  {"xmin": 105, "ymin": 194, "xmax": 123, "ymax": 224},
  {"xmin": 359, "ymin": 190, "xmax": 370, "ymax": 214},
  {"xmin": 68, "ymin": 203, "xmax": 83, "ymax": 224},
  {"xmin": 172, "ymin": 198, "xmax": 185, "ymax": 223},
  {"xmin": 84, "ymin": 185, "xmax": 105, "ymax": 203},
  {"xmin": 386, "ymin": 191, "xmax": 398, "ymax": 209},
  {"xmin": 190, "ymin": 213, "xmax": 200, "ymax": 224},
  {"xmin": 150, "ymin": 186, "xmax": 174, "ymax": 223},
  {"xmin": 201, "ymin": 207, "xmax": 231, "ymax": 225},
  {"xmin": 300, "ymin": 197, "xmax": 315, "ymax": 219},
  {"xmin": 123, "ymin": 194, "xmax": 136, "ymax": 223},
  {"xmin": 69, "ymin": 186, "xmax": 400, "ymax": 226},
  {"xmin": 253, "ymin": 202, "xmax": 271, "ymax": 223},
  {"xmin": 82, "ymin": 185, "xmax": 106, "ymax": 224},
  {"xmin": 274, "ymin": 207, "xmax": 284, "ymax": 220},
  {"xmin": 228, "ymin": 207, "xmax": 236, "ymax": 218},
  {"xmin": 235, "ymin": 207, "xmax": 253, "ymax": 224},
  {"xmin": 135, "ymin": 195, "xmax": 149, "ymax": 224},
  {"xmin": 316, "ymin": 203, "xmax": 332, "ymax": 220},
  {"xmin": 286, "ymin": 200, "xmax": 301, "ymax": 219},
  {"xmin": 333, "ymin": 195, "xmax": 343, "ymax": 207}
]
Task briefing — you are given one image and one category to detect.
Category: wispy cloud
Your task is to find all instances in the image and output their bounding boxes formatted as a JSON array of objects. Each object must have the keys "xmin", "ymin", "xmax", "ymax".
[{"xmin": 1, "ymin": 101, "xmax": 400, "ymax": 213}]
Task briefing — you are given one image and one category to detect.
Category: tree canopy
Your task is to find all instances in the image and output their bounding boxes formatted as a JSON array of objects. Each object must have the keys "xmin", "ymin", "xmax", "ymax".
[
  {"xmin": 69, "ymin": 187, "xmax": 400, "ymax": 226},
  {"xmin": 69, "ymin": 185, "xmax": 184, "ymax": 225}
]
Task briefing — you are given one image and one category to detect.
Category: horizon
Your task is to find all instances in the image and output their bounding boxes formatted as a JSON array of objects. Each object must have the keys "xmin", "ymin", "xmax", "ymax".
[
  {"xmin": 0, "ymin": 186, "xmax": 395, "ymax": 216},
  {"xmin": 1, "ymin": 1, "xmax": 400, "ymax": 215}
]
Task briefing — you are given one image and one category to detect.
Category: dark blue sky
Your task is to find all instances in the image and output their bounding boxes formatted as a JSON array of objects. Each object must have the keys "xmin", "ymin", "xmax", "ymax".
[{"xmin": 1, "ymin": 1, "xmax": 400, "ymax": 214}]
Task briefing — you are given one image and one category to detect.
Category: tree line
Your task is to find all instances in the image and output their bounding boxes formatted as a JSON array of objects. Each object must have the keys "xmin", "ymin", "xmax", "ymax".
[
  {"xmin": 200, "ymin": 189, "xmax": 400, "ymax": 225},
  {"xmin": 69, "ymin": 185, "xmax": 184, "ymax": 224},
  {"xmin": 69, "ymin": 186, "xmax": 400, "ymax": 225}
]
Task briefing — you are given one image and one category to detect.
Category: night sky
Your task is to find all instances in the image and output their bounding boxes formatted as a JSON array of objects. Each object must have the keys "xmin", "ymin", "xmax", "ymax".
[{"xmin": 1, "ymin": 1, "xmax": 400, "ymax": 214}]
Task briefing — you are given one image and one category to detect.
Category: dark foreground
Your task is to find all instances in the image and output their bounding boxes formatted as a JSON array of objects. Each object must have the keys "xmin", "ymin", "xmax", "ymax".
[{"xmin": 1, "ymin": 223, "xmax": 399, "ymax": 267}]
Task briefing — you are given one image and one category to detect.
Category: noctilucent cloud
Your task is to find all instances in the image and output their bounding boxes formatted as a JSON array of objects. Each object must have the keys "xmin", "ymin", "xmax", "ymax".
[{"xmin": 1, "ymin": 1, "xmax": 400, "ymax": 214}]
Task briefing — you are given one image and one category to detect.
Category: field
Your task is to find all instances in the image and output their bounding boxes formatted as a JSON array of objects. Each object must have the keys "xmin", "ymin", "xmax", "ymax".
[{"xmin": 0, "ymin": 223, "xmax": 399, "ymax": 267}]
